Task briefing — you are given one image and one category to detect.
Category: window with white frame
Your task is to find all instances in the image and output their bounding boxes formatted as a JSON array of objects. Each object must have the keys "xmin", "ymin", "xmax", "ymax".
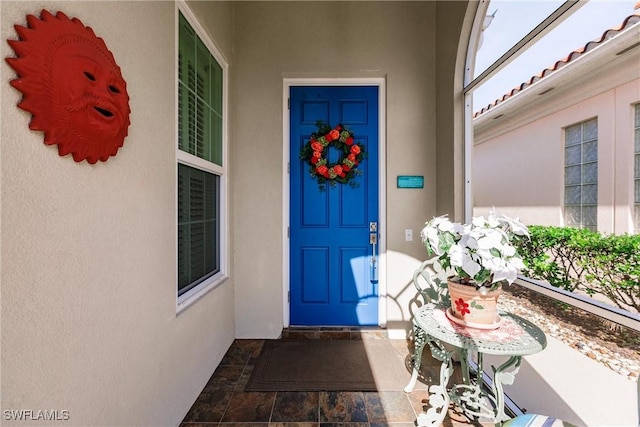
[
  {"xmin": 634, "ymin": 104, "xmax": 640, "ymax": 233},
  {"xmin": 564, "ymin": 118, "xmax": 598, "ymax": 231},
  {"xmin": 177, "ymin": 9, "xmax": 226, "ymax": 301}
]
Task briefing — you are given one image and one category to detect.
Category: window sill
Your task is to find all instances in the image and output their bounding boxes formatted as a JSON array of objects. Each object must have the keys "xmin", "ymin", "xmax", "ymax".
[{"xmin": 176, "ymin": 273, "xmax": 228, "ymax": 315}]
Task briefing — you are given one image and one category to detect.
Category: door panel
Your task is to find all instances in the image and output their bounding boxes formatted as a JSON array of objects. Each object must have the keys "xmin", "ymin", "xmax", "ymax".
[{"xmin": 290, "ymin": 85, "xmax": 379, "ymax": 326}]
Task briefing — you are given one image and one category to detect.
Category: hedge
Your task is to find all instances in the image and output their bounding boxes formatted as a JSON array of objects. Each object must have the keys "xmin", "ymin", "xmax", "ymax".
[{"xmin": 516, "ymin": 226, "xmax": 640, "ymax": 313}]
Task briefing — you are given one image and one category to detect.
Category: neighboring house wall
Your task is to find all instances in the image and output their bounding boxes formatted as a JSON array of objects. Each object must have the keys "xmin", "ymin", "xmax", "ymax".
[
  {"xmin": 1, "ymin": 2, "xmax": 235, "ymax": 426},
  {"xmin": 473, "ymin": 37, "xmax": 640, "ymax": 234}
]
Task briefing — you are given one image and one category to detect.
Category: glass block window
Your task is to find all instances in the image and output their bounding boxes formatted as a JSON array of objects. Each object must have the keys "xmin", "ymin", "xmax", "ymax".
[
  {"xmin": 564, "ymin": 118, "xmax": 597, "ymax": 231},
  {"xmin": 634, "ymin": 104, "xmax": 640, "ymax": 233},
  {"xmin": 177, "ymin": 10, "xmax": 226, "ymax": 300}
]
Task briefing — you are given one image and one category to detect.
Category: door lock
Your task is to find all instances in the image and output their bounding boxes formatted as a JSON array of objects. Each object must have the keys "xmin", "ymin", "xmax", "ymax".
[{"xmin": 369, "ymin": 222, "xmax": 378, "ymax": 284}]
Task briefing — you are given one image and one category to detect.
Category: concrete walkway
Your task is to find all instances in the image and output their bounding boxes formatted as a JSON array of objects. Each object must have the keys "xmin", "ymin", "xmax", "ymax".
[{"xmin": 486, "ymin": 336, "xmax": 638, "ymax": 426}]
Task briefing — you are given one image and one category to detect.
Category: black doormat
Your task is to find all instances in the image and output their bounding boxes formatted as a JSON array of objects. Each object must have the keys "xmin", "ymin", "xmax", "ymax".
[{"xmin": 245, "ymin": 339, "xmax": 408, "ymax": 391}]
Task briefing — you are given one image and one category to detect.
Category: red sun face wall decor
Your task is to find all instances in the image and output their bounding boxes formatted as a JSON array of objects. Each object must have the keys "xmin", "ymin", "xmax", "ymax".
[{"xmin": 6, "ymin": 10, "xmax": 131, "ymax": 164}]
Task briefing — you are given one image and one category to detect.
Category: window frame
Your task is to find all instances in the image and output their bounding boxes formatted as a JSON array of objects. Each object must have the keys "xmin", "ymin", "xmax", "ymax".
[
  {"xmin": 176, "ymin": 1, "xmax": 229, "ymax": 313},
  {"xmin": 634, "ymin": 103, "xmax": 640, "ymax": 234},
  {"xmin": 464, "ymin": 1, "xmax": 584, "ymax": 222}
]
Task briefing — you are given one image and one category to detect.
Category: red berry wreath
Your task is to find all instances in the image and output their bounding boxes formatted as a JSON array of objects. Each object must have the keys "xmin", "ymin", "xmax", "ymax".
[{"xmin": 299, "ymin": 122, "xmax": 365, "ymax": 190}]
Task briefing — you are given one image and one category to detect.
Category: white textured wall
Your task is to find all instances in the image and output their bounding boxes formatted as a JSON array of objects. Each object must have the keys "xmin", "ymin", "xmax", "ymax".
[
  {"xmin": 473, "ymin": 47, "xmax": 640, "ymax": 234},
  {"xmin": 1, "ymin": 2, "xmax": 235, "ymax": 425},
  {"xmin": 231, "ymin": 1, "xmax": 469, "ymax": 338},
  {"xmin": 474, "ymin": 76, "xmax": 640, "ymax": 233},
  {"xmin": 1, "ymin": 1, "xmax": 472, "ymax": 422}
]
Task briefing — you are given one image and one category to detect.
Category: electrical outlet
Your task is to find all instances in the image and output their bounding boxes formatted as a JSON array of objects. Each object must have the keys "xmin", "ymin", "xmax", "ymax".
[{"xmin": 405, "ymin": 229, "xmax": 413, "ymax": 241}]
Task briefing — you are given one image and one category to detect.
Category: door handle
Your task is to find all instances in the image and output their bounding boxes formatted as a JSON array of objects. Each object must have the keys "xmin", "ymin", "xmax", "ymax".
[{"xmin": 369, "ymin": 222, "xmax": 378, "ymax": 284}]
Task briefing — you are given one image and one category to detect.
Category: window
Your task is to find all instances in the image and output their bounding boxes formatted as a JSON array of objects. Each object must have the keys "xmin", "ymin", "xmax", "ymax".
[
  {"xmin": 177, "ymin": 8, "xmax": 227, "ymax": 304},
  {"xmin": 635, "ymin": 104, "xmax": 640, "ymax": 233},
  {"xmin": 178, "ymin": 164, "xmax": 219, "ymax": 294},
  {"xmin": 564, "ymin": 119, "xmax": 598, "ymax": 231}
]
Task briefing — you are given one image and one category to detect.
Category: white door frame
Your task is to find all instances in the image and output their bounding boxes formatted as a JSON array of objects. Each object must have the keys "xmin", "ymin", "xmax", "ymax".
[{"xmin": 282, "ymin": 77, "xmax": 387, "ymax": 327}]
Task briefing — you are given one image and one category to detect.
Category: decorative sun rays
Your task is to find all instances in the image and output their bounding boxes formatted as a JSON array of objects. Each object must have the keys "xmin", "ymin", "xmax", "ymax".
[{"xmin": 6, "ymin": 10, "xmax": 131, "ymax": 164}]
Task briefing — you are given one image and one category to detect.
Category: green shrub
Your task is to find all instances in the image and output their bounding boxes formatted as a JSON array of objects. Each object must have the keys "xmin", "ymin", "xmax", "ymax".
[{"xmin": 516, "ymin": 226, "xmax": 640, "ymax": 312}]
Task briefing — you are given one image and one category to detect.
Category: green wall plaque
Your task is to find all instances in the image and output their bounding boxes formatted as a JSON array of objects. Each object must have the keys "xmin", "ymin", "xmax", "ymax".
[{"xmin": 397, "ymin": 175, "xmax": 424, "ymax": 188}]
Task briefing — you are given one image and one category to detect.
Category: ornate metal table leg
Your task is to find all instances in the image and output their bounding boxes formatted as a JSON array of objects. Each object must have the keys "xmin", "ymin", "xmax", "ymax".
[
  {"xmin": 491, "ymin": 355, "xmax": 522, "ymax": 422},
  {"xmin": 457, "ymin": 347, "xmax": 470, "ymax": 384},
  {"xmin": 416, "ymin": 338, "xmax": 453, "ymax": 427},
  {"xmin": 476, "ymin": 351, "xmax": 484, "ymax": 390},
  {"xmin": 404, "ymin": 322, "xmax": 427, "ymax": 393},
  {"xmin": 446, "ymin": 350, "xmax": 495, "ymax": 420}
]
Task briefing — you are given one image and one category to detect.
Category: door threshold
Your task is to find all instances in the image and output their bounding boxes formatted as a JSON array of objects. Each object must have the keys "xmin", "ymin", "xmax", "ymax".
[{"xmin": 281, "ymin": 326, "xmax": 387, "ymax": 340}]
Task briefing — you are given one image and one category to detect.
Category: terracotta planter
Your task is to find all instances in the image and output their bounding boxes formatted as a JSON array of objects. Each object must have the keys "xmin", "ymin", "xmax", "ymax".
[{"xmin": 446, "ymin": 278, "xmax": 502, "ymax": 328}]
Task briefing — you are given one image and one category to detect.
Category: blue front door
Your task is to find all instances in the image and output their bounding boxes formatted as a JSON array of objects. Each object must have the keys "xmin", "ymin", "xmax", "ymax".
[{"xmin": 289, "ymin": 85, "xmax": 379, "ymax": 326}]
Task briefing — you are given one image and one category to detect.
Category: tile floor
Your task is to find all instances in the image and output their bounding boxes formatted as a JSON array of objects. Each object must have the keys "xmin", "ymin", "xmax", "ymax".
[{"xmin": 180, "ymin": 329, "xmax": 494, "ymax": 427}]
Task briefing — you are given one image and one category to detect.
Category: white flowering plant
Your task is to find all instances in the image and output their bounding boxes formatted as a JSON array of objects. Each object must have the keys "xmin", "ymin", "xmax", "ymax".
[{"xmin": 420, "ymin": 210, "xmax": 530, "ymax": 290}]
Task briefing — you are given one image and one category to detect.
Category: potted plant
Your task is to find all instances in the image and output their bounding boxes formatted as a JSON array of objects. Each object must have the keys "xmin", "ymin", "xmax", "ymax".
[{"xmin": 420, "ymin": 210, "xmax": 529, "ymax": 328}]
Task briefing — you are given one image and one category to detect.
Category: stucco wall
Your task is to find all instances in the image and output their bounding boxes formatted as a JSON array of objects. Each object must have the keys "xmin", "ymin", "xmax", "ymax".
[
  {"xmin": 1, "ymin": 0, "xmax": 473, "ymax": 422},
  {"xmin": 1, "ymin": 2, "xmax": 235, "ymax": 425},
  {"xmin": 474, "ymin": 77, "xmax": 640, "ymax": 233},
  {"xmin": 436, "ymin": 0, "xmax": 471, "ymax": 221},
  {"xmin": 473, "ymin": 43, "xmax": 640, "ymax": 234},
  {"xmin": 230, "ymin": 1, "xmax": 468, "ymax": 338}
]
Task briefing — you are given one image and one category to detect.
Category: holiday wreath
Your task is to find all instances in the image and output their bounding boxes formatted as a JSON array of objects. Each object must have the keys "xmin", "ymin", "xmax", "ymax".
[{"xmin": 300, "ymin": 121, "xmax": 365, "ymax": 190}]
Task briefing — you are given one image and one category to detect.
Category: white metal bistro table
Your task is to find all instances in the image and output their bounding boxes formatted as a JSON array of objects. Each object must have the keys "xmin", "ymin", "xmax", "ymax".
[{"xmin": 405, "ymin": 302, "xmax": 547, "ymax": 426}]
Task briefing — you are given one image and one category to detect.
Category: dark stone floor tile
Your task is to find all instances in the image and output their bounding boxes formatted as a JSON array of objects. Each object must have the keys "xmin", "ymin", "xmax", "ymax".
[
  {"xmin": 221, "ymin": 339, "xmax": 264, "ymax": 365},
  {"xmin": 363, "ymin": 391, "xmax": 416, "ymax": 423},
  {"xmin": 318, "ymin": 423, "xmax": 369, "ymax": 427},
  {"xmin": 406, "ymin": 391, "xmax": 430, "ymax": 418},
  {"xmin": 359, "ymin": 330, "xmax": 386, "ymax": 340},
  {"xmin": 406, "ymin": 391, "xmax": 492, "ymax": 427},
  {"xmin": 407, "ymin": 363, "xmax": 439, "ymax": 391},
  {"xmin": 204, "ymin": 364, "xmax": 245, "ymax": 391},
  {"xmin": 220, "ymin": 347, "xmax": 252, "ymax": 366},
  {"xmin": 447, "ymin": 404, "xmax": 494, "ymax": 426},
  {"xmin": 318, "ymin": 327, "xmax": 351, "ymax": 332},
  {"xmin": 183, "ymin": 336, "xmax": 472, "ymax": 427},
  {"xmin": 415, "ymin": 349, "xmax": 447, "ymax": 368},
  {"xmin": 269, "ymin": 422, "xmax": 320, "ymax": 427},
  {"xmin": 182, "ymin": 389, "xmax": 234, "ymax": 423},
  {"xmin": 242, "ymin": 339, "xmax": 266, "ymax": 358},
  {"xmin": 287, "ymin": 331, "xmax": 322, "ymax": 340},
  {"xmin": 318, "ymin": 331, "xmax": 351, "ymax": 340},
  {"xmin": 389, "ymin": 339, "xmax": 414, "ymax": 356},
  {"xmin": 319, "ymin": 391, "xmax": 368, "ymax": 423},
  {"xmin": 370, "ymin": 423, "xmax": 417, "ymax": 427},
  {"xmin": 219, "ymin": 423, "xmax": 269, "ymax": 427},
  {"xmin": 348, "ymin": 331, "xmax": 364, "ymax": 340},
  {"xmin": 221, "ymin": 391, "xmax": 277, "ymax": 423},
  {"xmin": 238, "ymin": 364, "xmax": 254, "ymax": 389},
  {"xmin": 271, "ymin": 391, "xmax": 319, "ymax": 422}
]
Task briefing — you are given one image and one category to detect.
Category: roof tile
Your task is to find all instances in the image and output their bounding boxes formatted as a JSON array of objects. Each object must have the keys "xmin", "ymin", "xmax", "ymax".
[{"xmin": 474, "ymin": 13, "xmax": 640, "ymax": 117}]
